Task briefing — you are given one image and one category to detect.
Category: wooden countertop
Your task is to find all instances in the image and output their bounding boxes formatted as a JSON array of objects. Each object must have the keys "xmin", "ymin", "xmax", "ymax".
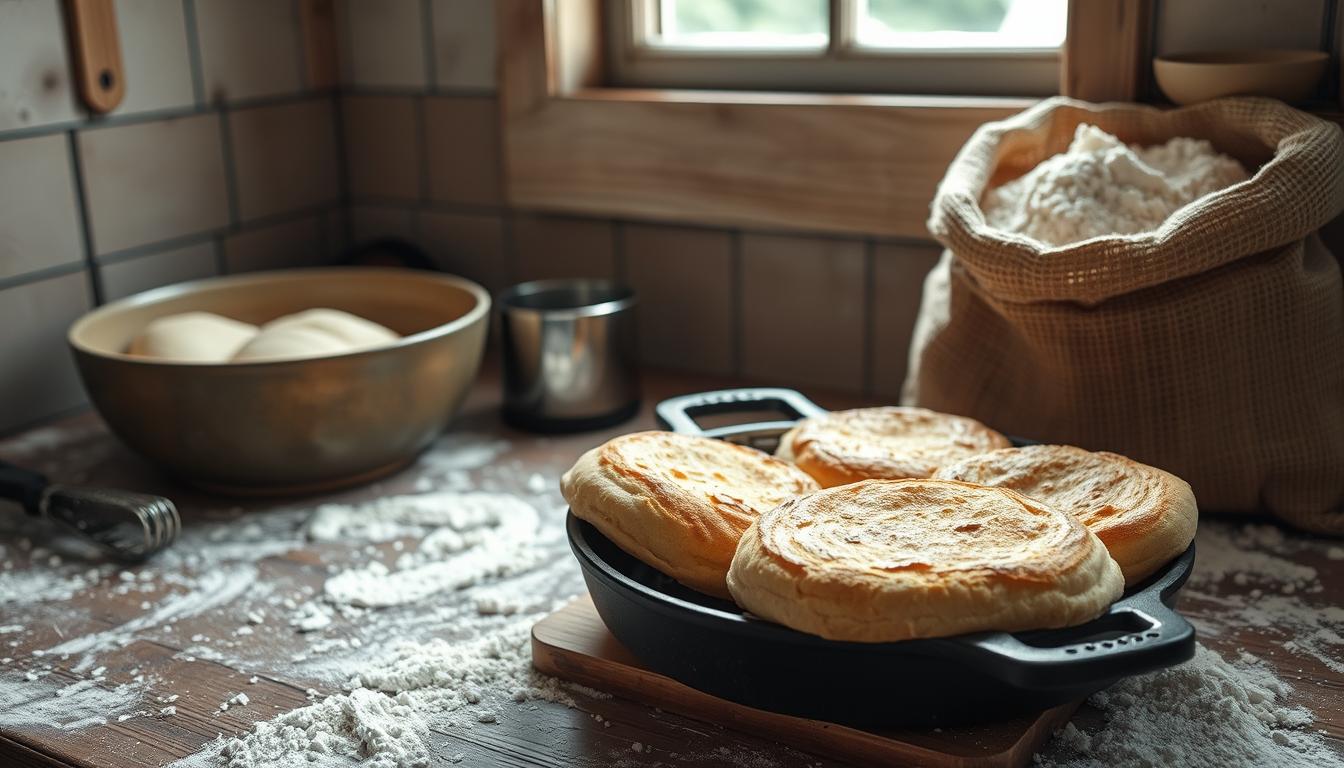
[{"xmin": 0, "ymin": 367, "xmax": 1340, "ymax": 767}]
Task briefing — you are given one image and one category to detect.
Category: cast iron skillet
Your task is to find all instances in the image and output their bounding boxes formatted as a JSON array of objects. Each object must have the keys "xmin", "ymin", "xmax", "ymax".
[{"xmin": 568, "ymin": 387, "xmax": 1197, "ymax": 727}]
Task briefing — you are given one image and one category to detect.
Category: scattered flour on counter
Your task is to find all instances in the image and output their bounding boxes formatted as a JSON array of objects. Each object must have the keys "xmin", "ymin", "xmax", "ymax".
[
  {"xmin": 0, "ymin": 564, "xmax": 104, "ymax": 605},
  {"xmin": 306, "ymin": 492, "xmax": 531, "ymax": 545},
  {"xmin": 41, "ymin": 565, "xmax": 259, "ymax": 673},
  {"xmin": 317, "ymin": 493, "xmax": 543, "ymax": 608},
  {"xmin": 1036, "ymin": 645, "xmax": 1343, "ymax": 768},
  {"xmin": 0, "ymin": 672, "xmax": 142, "ymax": 731},
  {"xmin": 188, "ymin": 621, "xmax": 581, "ymax": 768},
  {"xmin": 217, "ymin": 692, "xmax": 249, "ymax": 712},
  {"xmin": 1189, "ymin": 524, "xmax": 1320, "ymax": 592},
  {"xmin": 1039, "ymin": 520, "xmax": 1344, "ymax": 766},
  {"xmin": 289, "ymin": 602, "xmax": 334, "ymax": 632},
  {"xmin": 1183, "ymin": 523, "xmax": 1344, "ymax": 675},
  {"xmin": 526, "ymin": 473, "xmax": 550, "ymax": 494},
  {"xmin": 983, "ymin": 124, "xmax": 1248, "ymax": 246},
  {"xmin": 169, "ymin": 483, "xmax": 590, "ymax": 768},
  {"xmin": 0, "ymin": 423, "xmax": 99, "ymax": 456},
  {"xmin": 416, "ymin": 436, "xmax": 509, "ymax": 474}
]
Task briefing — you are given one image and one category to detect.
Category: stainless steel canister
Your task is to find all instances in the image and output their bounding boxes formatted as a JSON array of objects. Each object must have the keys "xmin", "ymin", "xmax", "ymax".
[{"xmin": 497, "ymin": 279, "xmax": 639, "ymax": 432}]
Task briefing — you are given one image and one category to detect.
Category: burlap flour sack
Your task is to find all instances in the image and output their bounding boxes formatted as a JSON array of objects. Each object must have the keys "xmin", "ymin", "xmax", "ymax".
[{"xmin": 906, "ymin": 97, "xmax": 1344, "ymax": 533}]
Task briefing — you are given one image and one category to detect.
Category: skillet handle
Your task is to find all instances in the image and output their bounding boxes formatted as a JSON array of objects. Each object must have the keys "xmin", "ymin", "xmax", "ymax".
[
  {"xmin": 960, "ymin": 544, "xmax": 1197, "ymax": 689},
  {"xmin": 655, "ymin": 388, "xmax": 827, "ymax": 439}
]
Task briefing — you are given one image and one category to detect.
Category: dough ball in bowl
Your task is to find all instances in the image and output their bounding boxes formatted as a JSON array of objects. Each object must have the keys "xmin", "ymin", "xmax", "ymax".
[
  {"xmin": 68, "ymin": 268, "xmax": 490, "ymax": 494},
  {"xmin": 233, "ymin": 309, "xmax": 400, "ymax": 362},
  {"xmin": 127, "ymin": 312, "xmax": 258, "ymax": 362}
]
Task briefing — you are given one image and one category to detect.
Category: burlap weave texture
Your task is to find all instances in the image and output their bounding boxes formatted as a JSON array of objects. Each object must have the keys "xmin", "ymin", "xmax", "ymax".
[{"xmin": 906, "ymin": 97, "xmax": 1344, "ymax": 533}]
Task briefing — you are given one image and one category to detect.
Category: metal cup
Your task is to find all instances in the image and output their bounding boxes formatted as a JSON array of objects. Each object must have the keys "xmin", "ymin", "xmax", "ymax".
[{"xmin": 498, "ymin": 279, "xmax": 639, "ymax": 432}]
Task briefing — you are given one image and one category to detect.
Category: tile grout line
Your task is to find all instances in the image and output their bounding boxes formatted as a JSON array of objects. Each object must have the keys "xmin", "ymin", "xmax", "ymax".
[
  {"xmin": 65, "ymin": 130, "xmax": 103, "ymax": 306},
  {"xmin": 501, "ymin": 211, "xmax": 519, "ymax": 287},
  {"xmin": 182, "ymin": 0, "xmax": 207, "ymax": 106},
  {"xmin": 0, "ymin": 262, "xmax": 89, "ymax": 294},
  {"xmin": 89, "ymin": 203, "xmax": 343, "ymax": 268},
  {"xmin": 421, "ymin": 0, "xmax": 438, "ymax": 89},
  {"xmin": 0, "ymin": 93, "xmax": 334, "ymax": 145},
  {"xmin": 415, "ymin": 95, "xmax": 431, "ymax": 202},
  {"xmin": 343, "ymin": 84, "xmax": 496, "ymax": 98},
  {"xmin": 217, "ymin": 108, "xmax": 243, "ymax": 227},
  {"xmin": 329, "ymin": 0, "xmax": 356, "ymax": 248},
  {"xmin": 363, "ymin": 190, "xmax": 943, "ymax": 249},
  {"xmin": 1322, "ymin": 0, "xmax": 1340, "ymax": 100},
  {"xmin": 292, "ymin": 0, "xmax": 310, "ymax": 91},
  {"xmin": 330, "ymin": 89, "xmax": 355, "ymax": 254},
  {"xmin": 213, "ymin": 234, "xmax": 229, "ymax": 275},
  {"xmin": 1144, "ymin": 0, "xmax": 1163, "ymax": 101}
]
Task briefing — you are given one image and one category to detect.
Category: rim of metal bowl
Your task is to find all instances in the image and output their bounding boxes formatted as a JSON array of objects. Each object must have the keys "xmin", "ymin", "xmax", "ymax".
[
  {"xmin": 67, "ymin": 267, "xmax": 493, "ymax": 367},
  {"xmin": 497, "ymin": 279, "xmax": 636, "ymax": 320}
]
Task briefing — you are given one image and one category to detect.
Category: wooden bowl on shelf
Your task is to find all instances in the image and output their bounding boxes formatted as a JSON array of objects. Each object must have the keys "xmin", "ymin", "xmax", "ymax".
[{"xmin": 1153, "ymin": 49, "xmax": 1328, "ymax": 105}]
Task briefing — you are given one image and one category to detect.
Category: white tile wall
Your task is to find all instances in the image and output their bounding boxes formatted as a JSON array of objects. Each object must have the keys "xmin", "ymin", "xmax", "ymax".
[
  {"xmin": 111, "ymin": 0, "xmax": 196, "ymax": 116},
  {"xmin": 425, "ymin": 96, "xmax": 501, "ymax": 205},
  {"xmin": 350, "ymin": 205, "xmax": 418, "ymax": 244},
  {"xmin": 99, "ymin": 241, "xmax": 219, "ymax": 301},
  {"xmin": 229, "ymin": 99, "xmax": 340, "ymax": 222},
  {"xmin": 340, "ymin": 0, "xmax": 428, "ymax": 88},
  {"xmin": 0, "ymin": 0, "xmax": 82, "ymax": 133},
  {"xmin": 78, "ymin": 113, "xmax": 229, "ymax": 255},
  {"xmin": 511, "ymin": 215, "xmax": 617, "ymax": 281},
  {"xmin": 196, "ymin": 0, "xmax": 304, "ymax": 102},
  {"xmin": 0, "ymin": 272, "xmax": 92, "ymax": 431},
  {"xmin": 341, "ymin": 94, "xmax": 420, "ymax": 200},
  {"xmin": 0, "ymin": 134, "xmax": 84, "ymax": 280},
  {"xmin": 223, "ymin": 216, "xmax": 326, "ymax": 273},
  {"xmin": 419, "ymin": 210, "xmax": 509, "ymax": 291},
  {"xmin": 432, "ymin": 0, "xmax": 497, "ymax": 89}
]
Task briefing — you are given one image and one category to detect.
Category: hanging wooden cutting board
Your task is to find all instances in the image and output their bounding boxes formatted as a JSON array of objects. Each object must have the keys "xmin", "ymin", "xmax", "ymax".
[
  {"xmin": 66, "ymin": 0, "xmax": 125, "ymax": 113},
  {"xmin": 532, "ymin": 596, "xmax": 1078, "ymax": 768}
]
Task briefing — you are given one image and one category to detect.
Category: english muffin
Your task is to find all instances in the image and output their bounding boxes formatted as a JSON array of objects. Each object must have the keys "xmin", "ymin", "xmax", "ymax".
[
  {"xmin": 561, "ymin": 431, "xmax": 820, "ymax": 599},
  {"xmin": 934, "ymin": 445, "xmax": 1197, "ymax": 585},
  {"xmin": 726, "ymin": 479, "xmax": 1124, "ymax": 642},
  {"xmin": 776, "ymin": 407, "xmax": 1011, "ymax": 487}
]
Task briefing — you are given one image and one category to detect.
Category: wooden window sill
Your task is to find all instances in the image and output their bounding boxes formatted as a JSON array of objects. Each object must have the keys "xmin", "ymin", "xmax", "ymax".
[{"xmin": 498, "ymin": 0, "xmax": 1150, "ymax": 239}]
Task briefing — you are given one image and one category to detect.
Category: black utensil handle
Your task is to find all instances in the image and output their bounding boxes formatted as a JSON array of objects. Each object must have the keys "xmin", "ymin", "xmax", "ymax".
[
  {"xmin": 961, "ymin": 544, "xmax": 1196, "ymax": 687},
  {"xmin": 656, "ymin": 388, "xmax": 828, "ymax": 437},
  {"xmin": 0, "ymin": 460, "xmax": 49, "ymax": 516}
]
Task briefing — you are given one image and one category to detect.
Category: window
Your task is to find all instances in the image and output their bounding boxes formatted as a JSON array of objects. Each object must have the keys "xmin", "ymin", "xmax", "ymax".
[{"xmin": 607, "ymin": 0, "xmax": 1068, "ymax": 96}]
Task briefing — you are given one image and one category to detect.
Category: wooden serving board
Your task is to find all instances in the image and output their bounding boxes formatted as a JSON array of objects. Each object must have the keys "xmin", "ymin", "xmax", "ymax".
[{"xmin": 532, "ymin": 596, "xmax": 1078, "ymax": 768}]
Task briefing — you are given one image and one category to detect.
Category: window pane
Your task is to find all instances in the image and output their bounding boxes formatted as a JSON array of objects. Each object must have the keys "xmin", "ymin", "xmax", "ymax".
[
  {"xmin": 655, "ymin": 0, "xmax": 829, "ymax": 49},
  {"xmin": 857, "ymin": 0, "xmax": 1067, "ymax": 49}
]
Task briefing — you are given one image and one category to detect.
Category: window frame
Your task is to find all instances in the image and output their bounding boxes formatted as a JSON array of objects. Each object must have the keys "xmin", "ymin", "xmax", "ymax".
[
  {"xmin": 607, "ymin": 0, "xmax": 1064, "ymax": 97},
  {"xmin": 498, "ymin": 0, "xmax": 1153, "ymax": 239}
]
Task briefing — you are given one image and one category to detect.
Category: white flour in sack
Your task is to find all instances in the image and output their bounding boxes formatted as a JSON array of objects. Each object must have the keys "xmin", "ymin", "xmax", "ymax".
[{"xmin": 983, "ymin": 124, "xmax": 1248, "ymax": 246}]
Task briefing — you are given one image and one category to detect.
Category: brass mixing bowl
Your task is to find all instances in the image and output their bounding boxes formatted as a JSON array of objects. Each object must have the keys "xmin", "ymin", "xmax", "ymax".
[{"xmin": 68, "ymin": 267, "xmax": 490, "ymax": 495}]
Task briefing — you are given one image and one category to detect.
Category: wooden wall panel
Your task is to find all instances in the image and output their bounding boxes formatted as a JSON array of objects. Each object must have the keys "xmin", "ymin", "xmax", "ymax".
[
  {"xmin": 497, "ymin": 0, "xmax": 1026, "ymax": 238},
  {"xmin": 1062, "ymin": 0, "xmax": 1153, "ymax": 102}
]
